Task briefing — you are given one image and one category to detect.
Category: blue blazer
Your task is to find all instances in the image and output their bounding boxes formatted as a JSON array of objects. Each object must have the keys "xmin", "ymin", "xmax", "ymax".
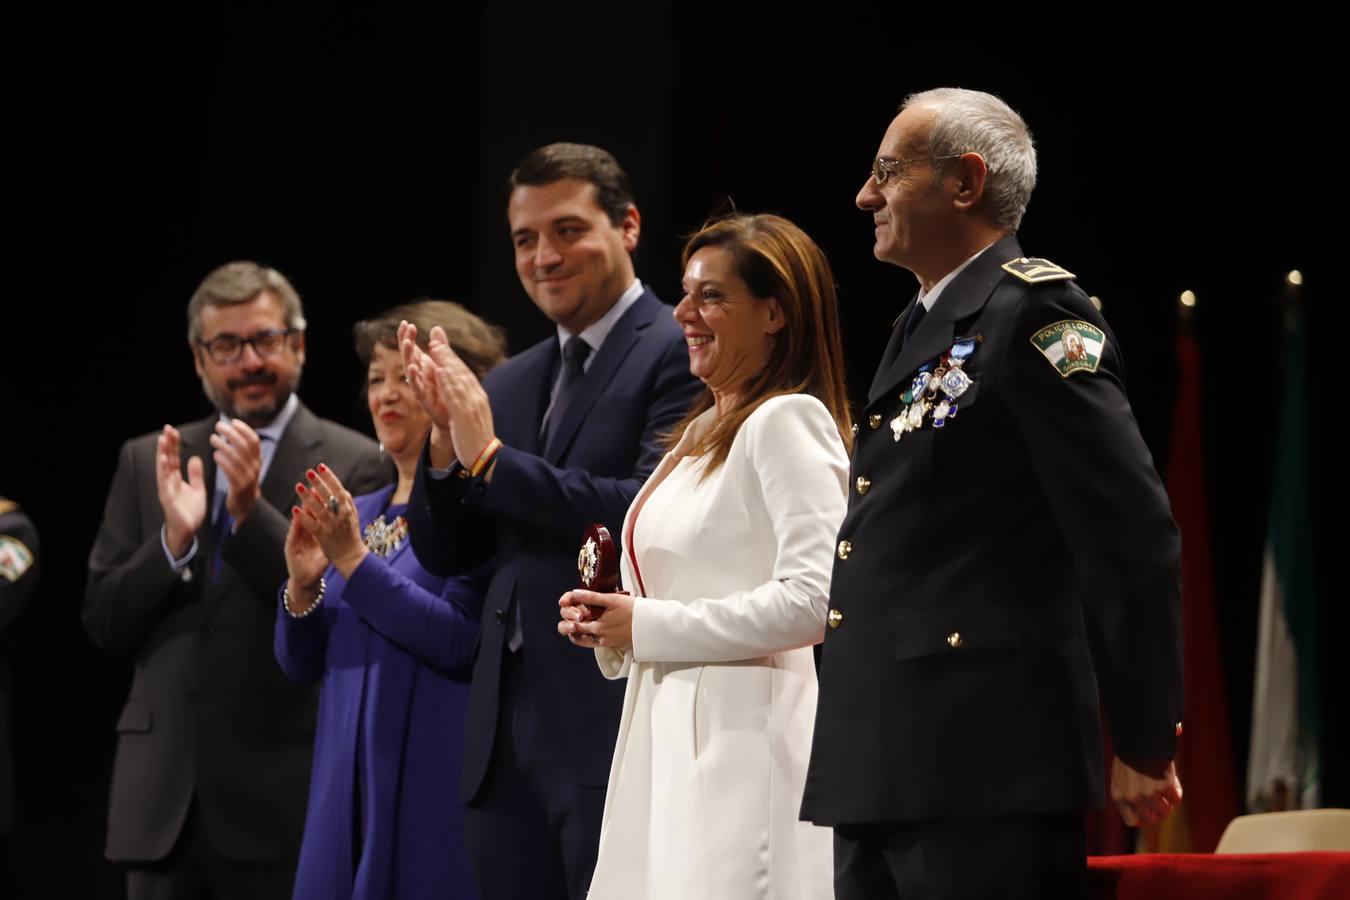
[
  {"xmin": 276, "ymin": 484, "xmax": 484, "ymax": 900},
  {"xmin": 409, "ymin": 288, "xmax": 702, "ymax": 798}
]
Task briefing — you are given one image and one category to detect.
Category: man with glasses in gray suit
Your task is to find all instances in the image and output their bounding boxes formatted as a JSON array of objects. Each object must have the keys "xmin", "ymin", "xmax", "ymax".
[{"xmin": 85, "ymin": 262, "xmax": 387, "ymax": 899}]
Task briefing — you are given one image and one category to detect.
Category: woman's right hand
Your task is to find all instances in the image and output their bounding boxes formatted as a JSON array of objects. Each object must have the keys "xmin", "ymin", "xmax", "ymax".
[{"xmin": 284, "ymin": 507, "xmax": 328, "ymax": 613}]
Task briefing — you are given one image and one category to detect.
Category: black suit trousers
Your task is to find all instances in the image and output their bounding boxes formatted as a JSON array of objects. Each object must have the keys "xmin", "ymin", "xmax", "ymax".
[
  {"xmin": 463, "ymin": 649, "xmax": 606, "ymax": 900},
  {"xmin": 834, "ymin": 815, "xmax": 1086, "ymax": 900}
]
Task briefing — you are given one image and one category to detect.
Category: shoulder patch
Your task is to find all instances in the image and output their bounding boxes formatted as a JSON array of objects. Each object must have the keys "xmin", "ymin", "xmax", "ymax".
[
  {"xmin": 1030, "ymin": 320, "xmax": 1106, "ymax": 377},
  {"xmin": 1002, "ymin": 257, "xmax": 1076, "ymax": 284},
  {"xmin": 0, "ymin": 534, "xmax": 34, "ymax": 582}
]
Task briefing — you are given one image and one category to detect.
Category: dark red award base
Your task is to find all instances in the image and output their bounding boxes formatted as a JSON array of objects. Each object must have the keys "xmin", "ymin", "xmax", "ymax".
[{"xmin": 578, "ymin": 524, "xmax": 627, "ymax": 616}]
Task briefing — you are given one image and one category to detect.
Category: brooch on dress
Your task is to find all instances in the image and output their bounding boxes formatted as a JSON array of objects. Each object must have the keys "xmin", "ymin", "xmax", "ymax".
[
  {"xmin": 891, "ymin": 338, "xmax": 978, "ymax": 442},
  {"xmin": 363, "ymin": 514, "xmax": 408, "ymax": 558}
]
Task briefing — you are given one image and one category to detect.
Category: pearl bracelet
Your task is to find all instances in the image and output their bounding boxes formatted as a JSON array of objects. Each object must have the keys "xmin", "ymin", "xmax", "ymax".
[{"xmin": 283, "ymin": 577, "xmax": 325, "ymax": 619}]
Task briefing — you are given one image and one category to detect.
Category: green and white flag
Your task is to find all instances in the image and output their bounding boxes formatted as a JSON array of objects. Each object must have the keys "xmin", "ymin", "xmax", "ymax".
[
  {"xmin": 1029, "ymin": 320, "xmax": 1105, "ymax": 377},
  {"xmin": 1247, "ymin": 306, "xmax": 1320, "ymax": 812}
]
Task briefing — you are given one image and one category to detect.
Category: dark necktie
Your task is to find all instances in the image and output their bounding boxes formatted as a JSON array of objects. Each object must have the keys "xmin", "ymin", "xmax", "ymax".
[
  {"xmin": 874, "ymin": 299, "xmax": 929, "ymax": 388},
  {"xmin": 541, "ymin": 336, "xmax": 593, "ymax": 449},
  {"xmin": 901, "ymin": 299, "xmax": 929, "ymax": 348},
  {"xmin": 210, "ymin": 502, "xmax": 232, "ymax": 583},
  {"xmin": 512, "ymin": 338, "xmax": 591, "ymax": 653}
]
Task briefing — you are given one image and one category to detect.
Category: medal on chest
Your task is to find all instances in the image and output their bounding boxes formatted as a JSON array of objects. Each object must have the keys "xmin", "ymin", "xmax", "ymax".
[{"xmin": 890, "ymin": 338, "xmax": 978, "ymax": 441}]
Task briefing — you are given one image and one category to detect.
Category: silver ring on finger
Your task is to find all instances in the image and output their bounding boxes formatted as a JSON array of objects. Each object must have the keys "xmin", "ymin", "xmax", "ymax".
[{"xmin": 328, "ymin": 496, "xmax": 340, "ymax": 515}]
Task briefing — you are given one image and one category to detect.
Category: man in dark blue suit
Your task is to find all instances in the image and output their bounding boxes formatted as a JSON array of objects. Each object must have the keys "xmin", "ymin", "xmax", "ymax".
[{"xmin": 403, "ymin": 143, "xmax": 701, "ymax": 900}]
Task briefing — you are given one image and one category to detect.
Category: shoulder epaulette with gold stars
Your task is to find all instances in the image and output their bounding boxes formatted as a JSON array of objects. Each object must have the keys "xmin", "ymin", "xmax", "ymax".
[{"xmin": 1001, "ymin": 257, "xmax": 1076, "ymax": 284}]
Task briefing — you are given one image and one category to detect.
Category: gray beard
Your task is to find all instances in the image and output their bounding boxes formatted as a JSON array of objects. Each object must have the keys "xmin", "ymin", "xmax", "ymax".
[{"xmin": 200, "ymin": 369, "xmax": 303, "ymax": 429}]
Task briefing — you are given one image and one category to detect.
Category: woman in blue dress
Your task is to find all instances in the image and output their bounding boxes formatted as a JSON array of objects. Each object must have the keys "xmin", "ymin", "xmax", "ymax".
[{"xmin": 276, "ymin": 301, "xmax": 505, "ymax": 900}]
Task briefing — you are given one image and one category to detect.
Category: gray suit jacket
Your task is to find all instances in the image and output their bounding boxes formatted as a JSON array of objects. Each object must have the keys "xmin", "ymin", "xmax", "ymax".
[{"xmin": 84, "ymin": 403, "xmax": 388, "ymax": 862}]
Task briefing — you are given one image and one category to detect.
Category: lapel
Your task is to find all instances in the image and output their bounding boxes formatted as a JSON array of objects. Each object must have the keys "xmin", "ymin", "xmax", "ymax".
[
  {"xmin": 262, "ymin": 401, "xmax": 322, "ymax": 509},
  {"xmin": 866, "ymin": 234, "xmax": 1022, "ymax": 408},
  {"xmin": 619, "ymin": 406, "xmax": 714, "ymax": 590},
  {"xmin": 869, "ymin": 294, "xmax": 920, "ymax": 399},
  {"xmin": 492, "ymin": 340, "xmax": 556, "ymax": 457},
  {"xmin": 189, "ymin": 402, "xmax": 319, "ymax": 599},
  {"xmin": 542, "ymin": 289, "xmax": 661, "ymax": 464}
]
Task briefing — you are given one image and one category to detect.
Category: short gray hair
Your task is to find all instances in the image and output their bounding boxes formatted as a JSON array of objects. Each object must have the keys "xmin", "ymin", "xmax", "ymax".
[
  {"xmin": 902, "ymin": 88, "xmax": 1037, "ymax": 231},
  {"xmin": 187, "ymin": 261, "xmax": 307, "ymax": 341}
]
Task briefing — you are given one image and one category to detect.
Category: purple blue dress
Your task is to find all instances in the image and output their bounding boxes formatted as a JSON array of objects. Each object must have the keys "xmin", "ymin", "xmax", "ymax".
[{"xmin": 275, "ymin": 484, "xmax": 483, "ymax": 900}]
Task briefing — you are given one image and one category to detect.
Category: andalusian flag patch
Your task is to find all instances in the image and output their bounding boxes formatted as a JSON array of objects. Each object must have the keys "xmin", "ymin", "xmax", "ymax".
[
  {"xmin": 1030, "ymin": 320, "xmax": 1106, "ymax": 377},
  {"xmin": 0, "ymin": 535, "xmax": 33, "ymax": 582}
]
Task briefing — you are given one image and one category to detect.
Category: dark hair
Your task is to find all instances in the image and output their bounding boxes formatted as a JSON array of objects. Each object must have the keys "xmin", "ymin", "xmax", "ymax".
[
  {"xmin": 506, "ymin": 142, "xmax": 635, "ymax": 227},
  {"xmin": 669, "ymin": 214, "xmax": 853, "ymax": 476},
  {"xmin": 187, "ymin": 261, "xmax": 305, "ymax": 342},
  {"xmin": 353, "ymin": 300, "xmax": 506, "ymax": 379}
]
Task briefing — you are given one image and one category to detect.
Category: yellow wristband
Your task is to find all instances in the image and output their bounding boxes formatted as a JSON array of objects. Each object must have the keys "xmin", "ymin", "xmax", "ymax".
[{"xmin": 470, "ymin": 438, "xmax": 502, "ymax": 478}]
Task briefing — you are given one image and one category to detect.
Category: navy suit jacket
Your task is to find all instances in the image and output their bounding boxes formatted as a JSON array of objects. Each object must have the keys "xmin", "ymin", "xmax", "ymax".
[{"xmin": 409, "ymin": 288, "xmax": 702, "ymax": 799}]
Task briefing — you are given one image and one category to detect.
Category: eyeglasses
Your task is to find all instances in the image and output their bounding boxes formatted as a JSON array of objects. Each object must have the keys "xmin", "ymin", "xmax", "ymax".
[
  {"xmin": 196, "ymin": 327, "xmax": 296, "ymax": 364},
  {"xmin": 871, "ymin": 154, "xmax": 966, "ymax": 185}
]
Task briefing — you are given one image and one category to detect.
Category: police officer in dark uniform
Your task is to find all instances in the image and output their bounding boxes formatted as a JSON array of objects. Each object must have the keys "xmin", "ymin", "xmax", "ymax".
[{"xmin": 801, "ymin": 88, "xmax": 1184, "ymax": 899}]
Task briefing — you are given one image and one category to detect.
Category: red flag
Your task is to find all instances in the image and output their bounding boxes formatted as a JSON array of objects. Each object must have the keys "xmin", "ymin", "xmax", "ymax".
[{"xmin": 1145, "ymin": 325, "xmax": 1240, "ymax": 851}]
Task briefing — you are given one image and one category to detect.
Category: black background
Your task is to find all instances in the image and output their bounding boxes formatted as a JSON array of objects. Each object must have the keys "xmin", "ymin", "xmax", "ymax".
[{"xmin": 3, "ymin": 8, "xmax": 1335, "ymax": 896}]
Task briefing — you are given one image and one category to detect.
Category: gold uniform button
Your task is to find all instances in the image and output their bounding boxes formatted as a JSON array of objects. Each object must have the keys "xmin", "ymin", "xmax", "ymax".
[
  {"xmin": 837, "ymin": 540, "xmax": 852, "ymax": 560},
  {"xmin": 869, "ymin": 413, "xmax": 882, "ymax": 430},
  {"xmin": 851, "ymin": 422, "xmax": 859, "ymax": 437},
  {"xmin": 827, "ymin": 609, "xmax": 843, "ymax": 629},
  {"xmin": 1176, "ymin": 721, "xmax": 1184, "ymax": 737},
  {"xmin": 947, "ymin": 632, "xmax": 963, "ymax": 648},
  {"xmin": 855, "ymin": 476, "xmax": 871, "ymax": 495}
]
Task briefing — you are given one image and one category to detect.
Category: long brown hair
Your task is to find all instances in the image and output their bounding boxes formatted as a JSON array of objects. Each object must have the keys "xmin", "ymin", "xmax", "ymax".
[{"xmin": 668, "ymin": 214, "xmax": 853, "ymax": 476}]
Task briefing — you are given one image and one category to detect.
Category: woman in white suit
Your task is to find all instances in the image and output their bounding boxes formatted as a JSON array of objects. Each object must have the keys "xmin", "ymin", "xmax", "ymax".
[{"xmin": 558, "ymin": 214, "xmax": 852, "ymax": 900}]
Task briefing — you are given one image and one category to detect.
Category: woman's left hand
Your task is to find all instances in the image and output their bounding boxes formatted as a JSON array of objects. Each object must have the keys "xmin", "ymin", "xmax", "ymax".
[
  {"xmin": 558, "ymin": 590, "xmax": 635, "ymax": 652},
  {"xmin": 295, "ymin": 464, "xmax": 368, "ymax": 578}
]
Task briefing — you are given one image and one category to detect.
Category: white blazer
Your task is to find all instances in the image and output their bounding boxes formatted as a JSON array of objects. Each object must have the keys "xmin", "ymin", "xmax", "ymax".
[{"xmin": 588, "ymin": 393, "xmax": 848, "ymax": 900}]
